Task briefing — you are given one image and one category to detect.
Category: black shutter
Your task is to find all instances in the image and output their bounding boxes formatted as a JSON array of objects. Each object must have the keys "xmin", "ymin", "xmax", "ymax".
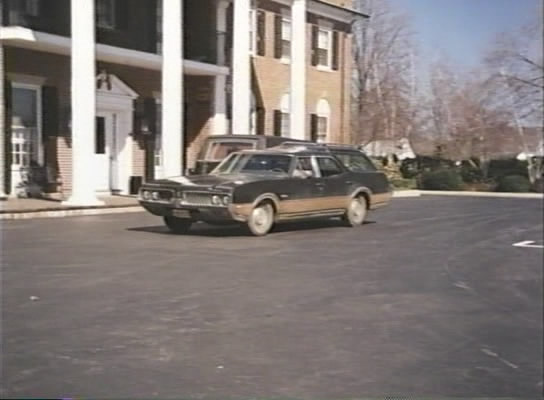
[
  {"xmin": 115, "ymin": 0, "xmax": 129, "ymax": 30},
  {"xmin": 274, "ymin": 14, "xmax": 282, "ymax": 59},
  {"xmin": 311, "ymin": 25, "xmax": 319, "ymax": 66},
  {"xmin": 273, "ymin": 110, "xmax": 282, "ymax": 136},
  {"xmin": 332, "ymin": 31, "xmax": 339, "ymax": 70},
  {"xmin": 4, "ymin": 79, "xmax": 12, "ymax": 194},
  {"xmin": 310, "ymin": 113, "xmax": 318, "ymax": 141},
  {"xmin": 256, "ymin": 10, "xmax": 266, "ymax": 56},
  {"xmin": 42, "ymin": 86, "xmax": 59, "ymax": 144},
  {"xmin": 257, "ymin": 107, "xmax": 266, "ymax": 135}
]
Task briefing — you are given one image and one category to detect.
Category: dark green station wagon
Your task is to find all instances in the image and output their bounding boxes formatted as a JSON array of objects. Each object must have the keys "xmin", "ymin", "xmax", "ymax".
[{"xmin": 139, "ymin": 144, "xmax": 392, "ymax": 236}]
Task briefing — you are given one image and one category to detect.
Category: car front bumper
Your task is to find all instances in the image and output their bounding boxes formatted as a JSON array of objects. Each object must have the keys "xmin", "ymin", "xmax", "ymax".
[{"xmin": 139, "ymin": 200, "xmax": 251, "ymax": 223}]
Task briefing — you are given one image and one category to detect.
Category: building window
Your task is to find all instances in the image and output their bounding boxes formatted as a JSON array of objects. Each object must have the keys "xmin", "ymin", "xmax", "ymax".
[
  {"xmin": 11, "ymin": 85, "xmax": 42, "ymax": 168},
  {"xmin": 281, "ymin": 18, "xmax": 291, "ymax": 60},
  {"xmin": 280, "ymin": 93, "xmax": 289, "ymax": 136},
  {"xmin": 274, "ymin": 93, "xmax": 290, "ymax": 136},
  {"xmin": 317, "ymin": 116, "xmax": 328, "ymax": 143},
  {"xmin": 156, "ymin": 0, "xmax": 162, "ymax": 54},
  {"xmin": 249, "ymin": 8, "xmax": 256, "ymax": 54},
  {"xmin": 96, "ymin": 0, "xmax": 116, "ymax": 29},
  {"xmin": 312, "ymin": 99, "xmax": 330, "ymax": 143},
  {"xmin": 24, "ymin": 0, "xmax": 40, "ymax": 16},
  {"xmin": 317, "ymin": 28, "xmax": 332, "ymax": 67},
  {"xmin": 154, "ymin": 102, "xmax": 162, "ymax": 168}
]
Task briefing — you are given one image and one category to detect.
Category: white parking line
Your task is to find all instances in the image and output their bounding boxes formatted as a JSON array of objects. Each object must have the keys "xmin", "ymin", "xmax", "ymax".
[{"xmin": 513, "ymin": 240, "xmax": 544, "ymax": 249}]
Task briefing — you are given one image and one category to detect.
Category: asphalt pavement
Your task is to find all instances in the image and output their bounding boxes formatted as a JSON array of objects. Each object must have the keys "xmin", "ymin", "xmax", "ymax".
[{"xmin": 1, "ymin": 196, "xmax": 542, "ymax": 399}]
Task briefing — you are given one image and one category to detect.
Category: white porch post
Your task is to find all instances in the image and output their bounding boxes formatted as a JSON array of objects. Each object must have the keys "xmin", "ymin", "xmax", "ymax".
[
  {"xmin": 290, "ymin": 0, "xmax": 307, "ymax": 139},
  {"xmin": 231, "ymin": 0, "xmax": 251, "ymax": 135},
  {"xmin": 64, "ymin": 0, "xmax": 103, "ymax": 205},
  {"xmin": 161, "ymin": 0, "xmax": 184, "ymax": 177},
  {"xmin": 213, "ymin": 0, "xmax": 229, "ymax": 135},
  {"xmin": 0, "ymin": 44, "xmax": 7, "ymax": 199}
]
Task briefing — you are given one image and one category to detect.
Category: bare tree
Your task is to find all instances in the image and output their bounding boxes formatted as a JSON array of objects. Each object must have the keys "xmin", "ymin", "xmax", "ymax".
[
  {"xmin": 351, "ymin": 0, "xmax": 421, "ymax": 152},
  {"xmin": 483, "ymin": 6, "xmax": 544, "ymax": 183}
]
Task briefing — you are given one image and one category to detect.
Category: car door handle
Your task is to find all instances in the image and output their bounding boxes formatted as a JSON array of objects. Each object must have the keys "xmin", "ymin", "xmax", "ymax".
[
  {"xmin": 315, "ymin": 182, "xmax": 325, "ymax": 187},
  {"xmin": 345, "ymin": 180, "xmax": 353, "ymax": 185}
]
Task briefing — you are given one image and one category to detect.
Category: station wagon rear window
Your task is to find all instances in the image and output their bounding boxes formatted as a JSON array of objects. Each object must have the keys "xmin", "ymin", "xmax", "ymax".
[{"xmin": 204, "ymin": 140, "xmax": 256, "ymax": 160}]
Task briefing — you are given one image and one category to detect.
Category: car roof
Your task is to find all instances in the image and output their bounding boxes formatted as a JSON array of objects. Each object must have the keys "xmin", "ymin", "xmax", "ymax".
[{"xmin": 234, "ymin": 146, "xmax": 334, "ymax": 157}]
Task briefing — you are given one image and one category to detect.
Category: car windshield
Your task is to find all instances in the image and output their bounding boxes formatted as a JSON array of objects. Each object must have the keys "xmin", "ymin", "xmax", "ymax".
[{"xmin": 211, "ymin": 153, "xmax": 292, "ymax": 175}]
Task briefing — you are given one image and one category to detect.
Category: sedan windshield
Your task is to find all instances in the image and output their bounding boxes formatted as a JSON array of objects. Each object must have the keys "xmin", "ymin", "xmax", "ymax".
[{"xmin": 211, "ymin": 153, "xmax": 293, "ymax": 175}]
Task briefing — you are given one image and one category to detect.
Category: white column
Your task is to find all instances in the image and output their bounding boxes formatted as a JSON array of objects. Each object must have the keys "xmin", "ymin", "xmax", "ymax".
[
  {"xmin": 213, "ymin": 0, "xmax": 229, "ymax": 135},
  {"xmin": 0, "ymin": 44, "xmax": 7, "ymax": 199},
  {"xmin": 161, "ymin": 0, "xmax": 184, "ymax": 177},
  {"xmin": 63, "ymin": 0, "xmax": 103, "ymax": 205},
  {"xmin": 231, "ymin": 0, "xmax": 251, "ymax": 135},
  {"xmin": 290, "ymin": 0, "xmax": 307, "ymax": 139}
]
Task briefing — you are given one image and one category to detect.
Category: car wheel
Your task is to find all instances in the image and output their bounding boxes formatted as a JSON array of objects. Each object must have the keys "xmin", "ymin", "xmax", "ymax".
[
  {"xmin": 163, "ymin": 216, "xmax": 192, "ymax": 234},
  {"xmin": 343, "ymin": 195, "xmax": 367, "ymax": 227},
  {"xmin": 247, "ymin": 202, "xmax": 275, "ymax": 236}
]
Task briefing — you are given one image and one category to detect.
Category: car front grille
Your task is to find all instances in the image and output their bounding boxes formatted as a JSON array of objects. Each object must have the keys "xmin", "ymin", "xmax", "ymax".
[
  {"xmin": 140, "ymin": 188, "xmax": 175, "ymax": 202},
  {"xmin": 183, "ymin": 192, "xmax": 212, "ymax": 206}
]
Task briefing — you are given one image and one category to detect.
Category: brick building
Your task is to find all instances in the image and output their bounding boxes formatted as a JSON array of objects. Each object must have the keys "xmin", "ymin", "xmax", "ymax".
[{"xmin": 1, "ymin": 0, "xmax": 365, "ymax": 204}]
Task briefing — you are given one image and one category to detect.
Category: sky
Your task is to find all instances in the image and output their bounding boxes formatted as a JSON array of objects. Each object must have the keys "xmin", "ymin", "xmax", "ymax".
[{"xmin": 387, "ymin": 0, "xmax": 542, "ymax": 69}]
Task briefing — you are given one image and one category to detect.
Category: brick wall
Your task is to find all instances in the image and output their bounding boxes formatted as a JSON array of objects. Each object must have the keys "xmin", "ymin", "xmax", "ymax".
[
  {"xmin": 5, "ymin": 47, "xmax": 212, "ymax": 195},
  {"xmin": 253, "ymin": 0, "xmax": 353, "ymax": 143}
]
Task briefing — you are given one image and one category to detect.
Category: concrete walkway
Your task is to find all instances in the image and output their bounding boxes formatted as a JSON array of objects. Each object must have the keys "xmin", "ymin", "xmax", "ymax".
[{"xmin": 0, "ymin": 195, "xmax": 142, "ymax": 220}]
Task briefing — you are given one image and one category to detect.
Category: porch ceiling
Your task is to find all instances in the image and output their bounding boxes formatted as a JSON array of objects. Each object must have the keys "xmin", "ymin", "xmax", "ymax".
[{"xmin": 0, "ymin": 27, "xmax": 230, "ymax": 76}]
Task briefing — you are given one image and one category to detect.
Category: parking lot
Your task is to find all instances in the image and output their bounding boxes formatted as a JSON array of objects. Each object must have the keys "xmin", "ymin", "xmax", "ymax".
[{"xmin": 1, "ymin": 195, "xmax": 542, "ymax": 399}]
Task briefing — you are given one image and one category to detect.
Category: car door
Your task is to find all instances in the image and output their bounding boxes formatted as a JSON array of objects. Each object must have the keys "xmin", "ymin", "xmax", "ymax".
[
  {"xmin": 315, "ymin": 156, "xmax": 350, "ymax": 211},
  {"xmin": 277, "ymin": 156, "xmax": 322, "ymax": 216}
]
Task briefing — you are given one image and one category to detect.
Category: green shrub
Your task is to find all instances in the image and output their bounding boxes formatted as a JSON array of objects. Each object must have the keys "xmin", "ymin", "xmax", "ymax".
[
  {"xmin": 390, "ymin": 178, "xmax": 417, "ymax": 190},
  {"xmin": 496, "ymin": 175, "xmax": 531, "ymax": 192},
  {"xmin": 532, "ymin": 179, "xmax": 543, "ymax": 193},
  {"xmin": 459, "ymin": 161, "xmax": 485, "ymax": 183},
  {"xmin": 400, "ymin": 159, "xmax": 419, "ymax": 179},
  {"xmin": 418, "ymin": 169, "xmax": 463, "ymax": 191},
  {"xmin": 488, "ymin": 159, "xmax": 528, "ymax": 179}
]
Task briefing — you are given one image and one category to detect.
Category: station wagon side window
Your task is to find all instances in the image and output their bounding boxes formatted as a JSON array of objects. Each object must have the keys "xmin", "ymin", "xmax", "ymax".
[
  {"xmin": 317, "ymin": 157, "xmax": 343, "ymax": 177},
  {"xmin": 293, "ymin": 156, "xmax": 315, "ymax": 179},
  {"xmin": 333, "ymin": 152, "xmax": 377, "ymax": 172}
]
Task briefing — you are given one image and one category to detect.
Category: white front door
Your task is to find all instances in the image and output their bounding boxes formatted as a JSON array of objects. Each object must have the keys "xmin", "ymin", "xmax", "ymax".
[{"xmin": 94, "ymin": 112, "xmax": 119, "ymax": 193}]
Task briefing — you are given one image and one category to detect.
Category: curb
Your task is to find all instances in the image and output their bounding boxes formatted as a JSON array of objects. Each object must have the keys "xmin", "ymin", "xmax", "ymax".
[
  {"xmin": 420, "ymin": 190, "xmax": 543, "ymax": 199},
  {"xmin": 0, "ymin": 206, "xmax": 143, "ymax": 220},
  {"xmin": 393, "ymin": 190, "xmax": 421, "ymax": 198}
]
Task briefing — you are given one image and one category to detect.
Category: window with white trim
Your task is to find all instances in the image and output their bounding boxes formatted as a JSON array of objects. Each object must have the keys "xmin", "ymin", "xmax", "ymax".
[
  {"xmin": 96, "ymin": 0, "xmax": 116, "ymax": 29},
  {"xmin": 317, "ymin": 28, "xmax": 332, "ymax": 67},
  {"xmin": 11, "ymin": 84, "xmax": 42, "ymax": 168},
  {"xmin": 281, "ymin": 18, "xmax": 291, "ymax": 60},
  {"xmin": 316, "ymin": 99, "xmax": 330, "ymax": 143},
  {"xmin": 249, "ymin": 7, "xmax": 257, "ymax": 54},
  {"xmin": 154, "ymin": 102, "xmax": 162, "ymax": 168},
  {"xmin": 280, "ymin": 93, "xmax": 290, "ymax": 136}
]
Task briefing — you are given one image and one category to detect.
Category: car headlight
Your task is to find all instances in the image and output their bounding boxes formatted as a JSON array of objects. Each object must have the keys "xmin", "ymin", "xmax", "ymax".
[
  {"xmin": 222, "ymin": 195, "xmax": 231, "ymax": 205},
  {"xmin": 152, "ymin": 191, "xmax": 160, "ymax": 200},
  {"xmin": 142, "ymin": 190, "xmax": 151, "ymax": 200},
  {"xmin": 212, "ymin": 195, "xmax": 221, "ymax": 205}
]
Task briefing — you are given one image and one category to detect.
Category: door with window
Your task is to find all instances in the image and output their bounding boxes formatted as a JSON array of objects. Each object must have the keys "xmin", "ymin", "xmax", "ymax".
[
  {"xmin": 315, "ymin": 156, "xmax": 348, "ymax": 209},
  {"xmin": 94, "ymin": 112, "xmax": 119, "ymax": 192},
  {"xmin": 10, "ymin": 84, "xmax": 42, "ymax": 194}
]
